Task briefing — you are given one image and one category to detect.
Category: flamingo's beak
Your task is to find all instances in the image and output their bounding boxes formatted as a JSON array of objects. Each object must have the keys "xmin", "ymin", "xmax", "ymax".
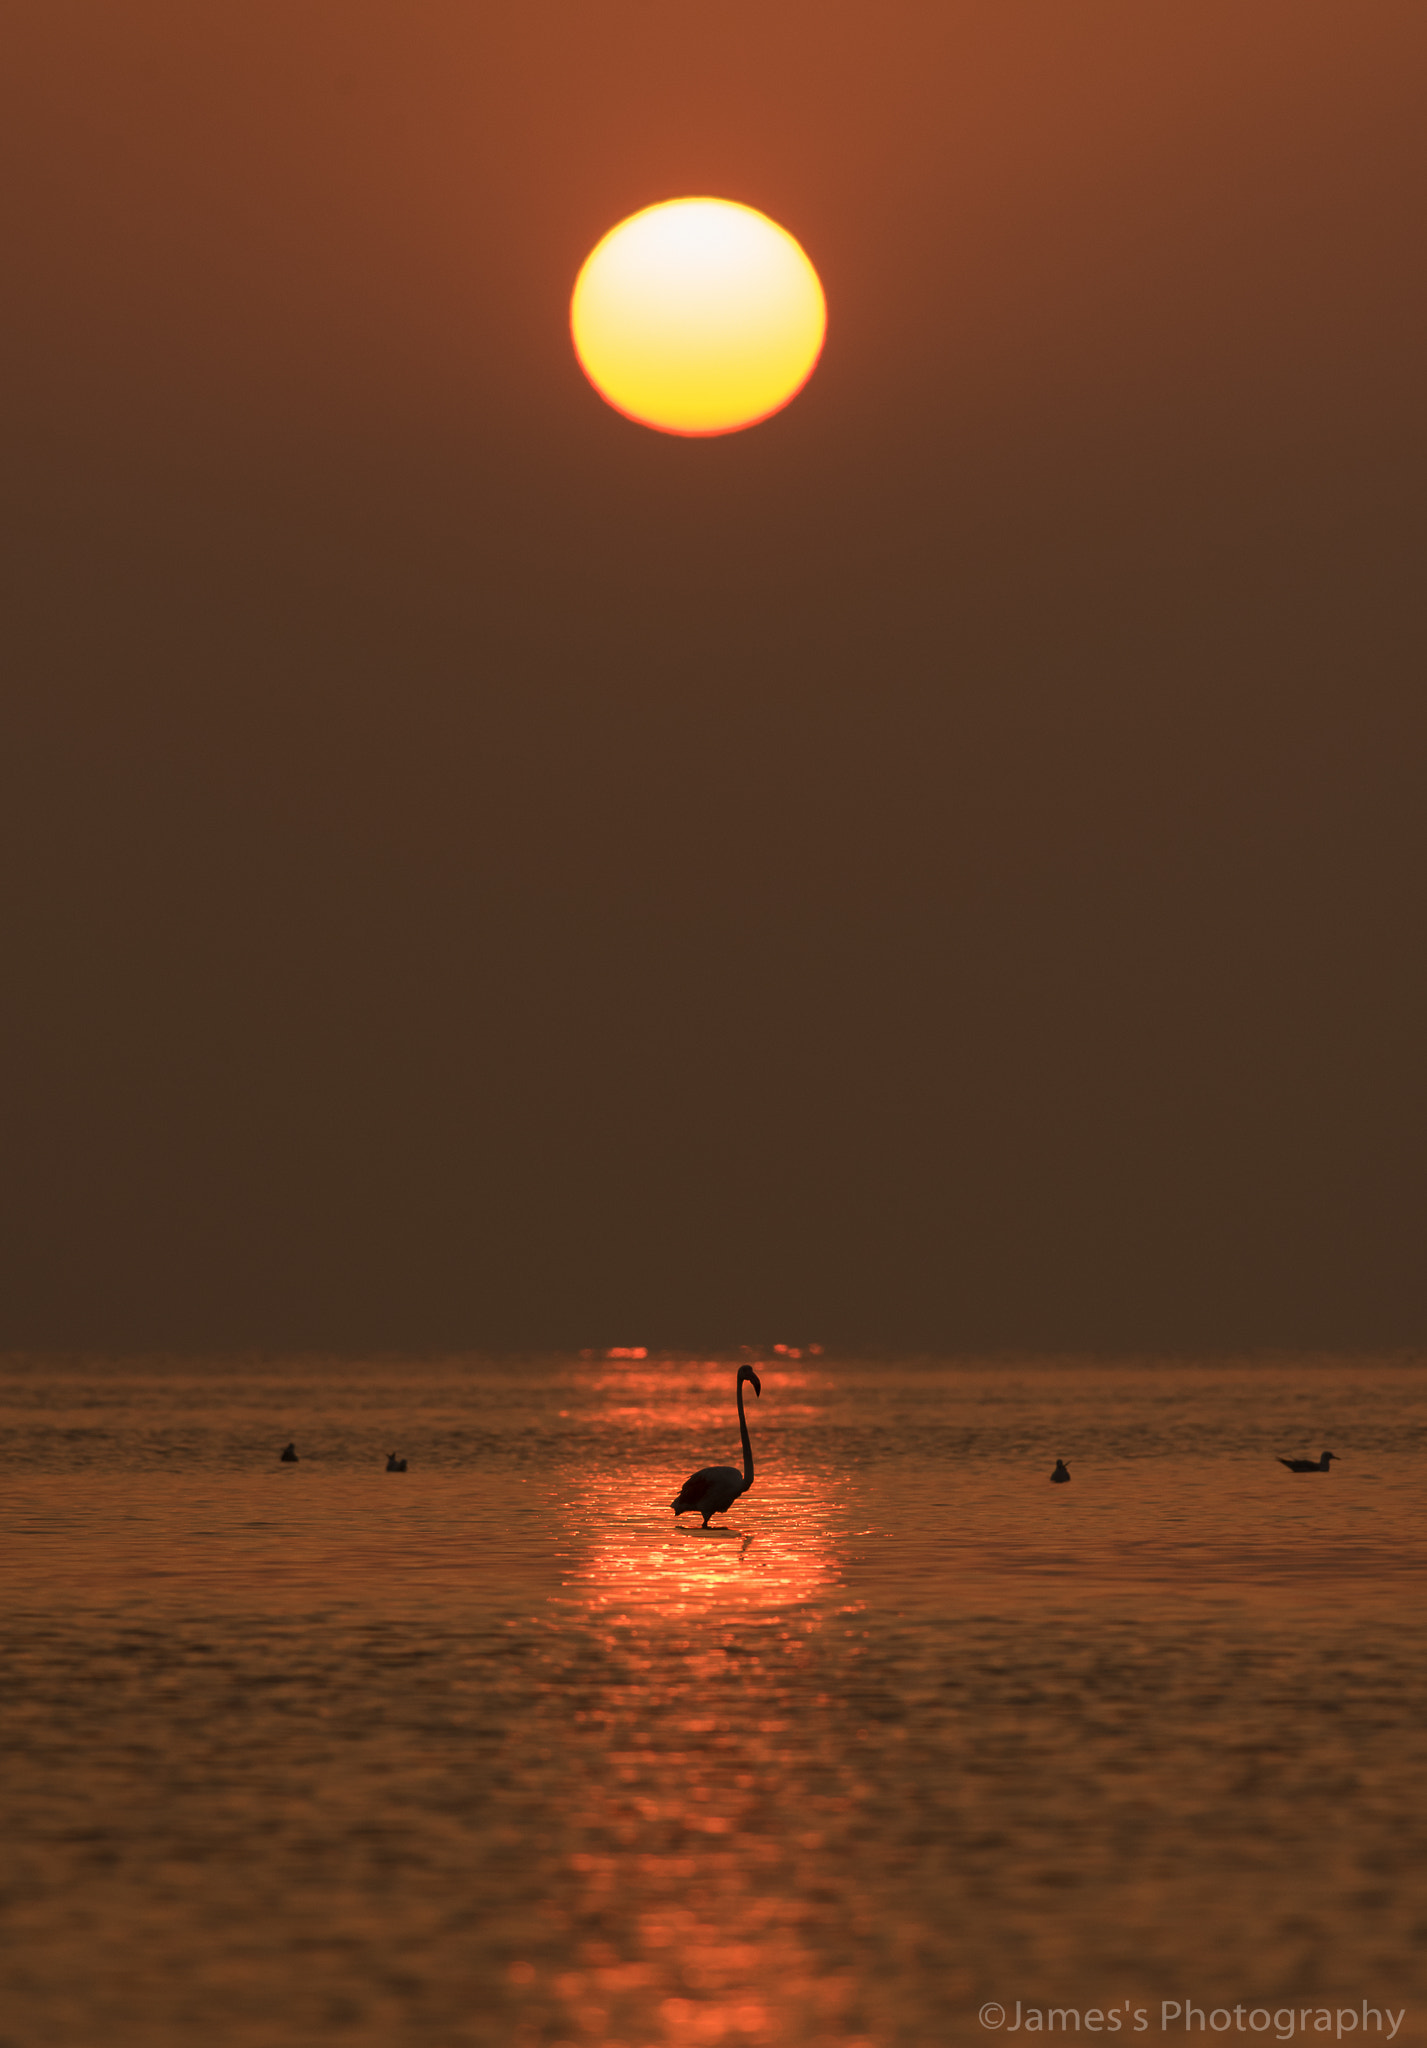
[{"xmin": 750, "ymin": 1372, "xmax": 761, "ymax": 1398}]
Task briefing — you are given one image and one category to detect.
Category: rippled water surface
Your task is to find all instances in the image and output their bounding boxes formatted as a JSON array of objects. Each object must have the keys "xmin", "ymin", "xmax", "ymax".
[{"xmin": 3, "ymin": 1354, "xmax": 1425, "ymax": 2046}]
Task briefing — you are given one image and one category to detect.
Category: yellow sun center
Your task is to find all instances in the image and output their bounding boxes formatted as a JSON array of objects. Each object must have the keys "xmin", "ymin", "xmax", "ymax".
[{"xmin": 570, "ymin": 198, "xmax": 827, "ymax": 437}]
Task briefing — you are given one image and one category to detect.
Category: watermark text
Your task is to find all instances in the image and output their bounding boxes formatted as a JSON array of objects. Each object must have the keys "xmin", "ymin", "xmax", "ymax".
[{"xmin": 977, "ymin": 2003, "xmax": 1406, "ymax": 2040}]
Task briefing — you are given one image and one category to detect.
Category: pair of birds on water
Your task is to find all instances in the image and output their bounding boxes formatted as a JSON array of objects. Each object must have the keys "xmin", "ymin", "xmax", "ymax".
[
  {"xmin": 1048, "ymin": 1458, "xmax": 1334, "ymax": 1490},
  {"xmin": 1050, "ymin": 1452, "xmax": 1337, "ymax": 1482},
  {"xmin": 280, "ymin": 1444, "xmax": 406, "ymax": 1472}
]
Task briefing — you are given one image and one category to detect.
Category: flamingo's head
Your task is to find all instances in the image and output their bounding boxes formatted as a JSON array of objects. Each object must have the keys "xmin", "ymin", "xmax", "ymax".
[{"xmin": 738, "ymin": 1366, "xmax": 762, "ymax": 1399}]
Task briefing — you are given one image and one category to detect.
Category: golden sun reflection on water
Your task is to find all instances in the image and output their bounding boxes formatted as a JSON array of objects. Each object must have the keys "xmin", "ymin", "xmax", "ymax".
[
  {"xmin": 565, "ymin": 1471, "xmax": 842, "ymax": 1622},
  {"xmin": 540, "ymin": 1367, "xmax": 874, "ymax": 2044},
  {"xmin": 4, "ymin": 1357, "xmax": 1427, "ymax": 2045},
  {"xmin": 558, "ymin": 1363, "xmax": 844, "ymax": 1622}
]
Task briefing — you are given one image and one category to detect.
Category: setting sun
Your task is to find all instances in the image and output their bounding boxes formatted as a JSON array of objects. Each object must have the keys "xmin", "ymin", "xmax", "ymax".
[{"xmin": 570, "ymin": 198, "xmax": 826, "ymax": 437}]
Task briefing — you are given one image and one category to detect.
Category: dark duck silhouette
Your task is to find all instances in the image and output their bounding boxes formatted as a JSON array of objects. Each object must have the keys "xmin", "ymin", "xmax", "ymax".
[
  {"xmin": 672, "ymin": 1366, "xmax": 761, "ymax": 1527},
  {"xmin": 1279, "ymin": 1451, "xmax": 1338, "ymax": 1473},
  {"xmin": 1050, "ymin": 1459, "xmax": 1071, "ymax": 1484},
  {"xmin": 279, "ymin": 1442, "xmax": 299, "ymax": 1463},
  {"xmin": 385, "ymin": 1452, "xmax": 407, "ymax": 1472}
]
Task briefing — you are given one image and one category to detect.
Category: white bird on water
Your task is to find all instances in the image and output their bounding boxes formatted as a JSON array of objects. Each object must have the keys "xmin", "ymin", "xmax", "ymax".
[{"xmin": 671, "ymin": 1366, "xmax": 761, "ymax": 1528}]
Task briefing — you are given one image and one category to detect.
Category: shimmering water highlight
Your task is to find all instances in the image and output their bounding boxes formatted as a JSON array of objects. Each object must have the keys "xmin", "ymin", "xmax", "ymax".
[{"xmin": 2, "ymin": 1354, "xmax": 1424, "ymax": 2046}]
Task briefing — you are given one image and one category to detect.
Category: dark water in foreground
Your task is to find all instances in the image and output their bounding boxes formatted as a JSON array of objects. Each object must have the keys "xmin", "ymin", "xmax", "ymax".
[{"xmin": 2, "ymin": 1355, "xmax": 1424, "ymax": 2047}]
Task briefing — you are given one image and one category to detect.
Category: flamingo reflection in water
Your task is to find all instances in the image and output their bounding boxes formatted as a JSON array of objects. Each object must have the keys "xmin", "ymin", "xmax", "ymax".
[{"xmin": 671, "ymin": 1366, "xmax": 761, "ymax": 1529}]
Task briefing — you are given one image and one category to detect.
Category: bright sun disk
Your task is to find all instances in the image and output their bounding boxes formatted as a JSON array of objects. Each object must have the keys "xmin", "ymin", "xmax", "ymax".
[{"xmin": 570, "ymin": 197, "xmax": 826, "ymax": 437}]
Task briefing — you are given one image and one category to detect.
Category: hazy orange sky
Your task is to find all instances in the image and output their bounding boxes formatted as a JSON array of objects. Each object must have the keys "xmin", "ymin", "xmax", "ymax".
[{"xmin": 2, "ymin": 1, "xmax": 1425, "ymax": 1349}]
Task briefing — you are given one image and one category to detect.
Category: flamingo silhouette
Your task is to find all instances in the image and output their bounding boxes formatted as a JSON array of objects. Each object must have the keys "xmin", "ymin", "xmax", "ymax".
[{"xmin": 672, "ymin": 1366, "xmax": 761, "ymax": 1527}]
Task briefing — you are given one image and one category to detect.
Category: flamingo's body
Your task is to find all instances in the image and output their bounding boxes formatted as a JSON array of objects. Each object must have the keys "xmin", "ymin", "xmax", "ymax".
[
  {"xmin": 672, "ymin": 1367, "xmax": 761, "ymax": 1526},
  {"xmin": 1050, "ymin": 1459, "xmax": 1070, "ymax": 1483},
  {"xmin": 1279, "ymin": 1452, "xmax": 1337, "ymax": 1473}
]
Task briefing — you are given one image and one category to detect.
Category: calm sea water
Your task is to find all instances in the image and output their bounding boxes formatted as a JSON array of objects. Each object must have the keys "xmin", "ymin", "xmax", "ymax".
[{"xmin": 2, "ymin": 1354, "xmax": 1424, "ymax": 2047}]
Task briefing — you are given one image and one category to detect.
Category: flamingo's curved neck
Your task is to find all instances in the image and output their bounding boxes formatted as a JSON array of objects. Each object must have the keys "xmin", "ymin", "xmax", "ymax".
[{"xmin": 737, "ymin": 1377, "xmax": 754, "ymax": 1491}]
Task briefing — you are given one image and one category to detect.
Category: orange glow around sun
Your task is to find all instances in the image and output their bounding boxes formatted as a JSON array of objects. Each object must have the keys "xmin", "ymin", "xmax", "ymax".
[{"xmin": 570, "ymin": 198, "xmax": 826, "ymax": 437}]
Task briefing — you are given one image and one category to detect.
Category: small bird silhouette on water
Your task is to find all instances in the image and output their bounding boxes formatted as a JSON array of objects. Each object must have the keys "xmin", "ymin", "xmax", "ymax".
[
  {"xmin": 386, "ymin": 1452, "xmax": 408, "ymax": 1472},
  {"xmin": 1050, "ymin": 1459, "xmax": 1071, "ymax": 1483},
  {"xmin": 279, "ymin": 1443, "xmax": 298, "ymax": 1463},
  {"xmin": 1279, "ymin": 1452, "xmax": 1338, "ymax": 1473}
]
